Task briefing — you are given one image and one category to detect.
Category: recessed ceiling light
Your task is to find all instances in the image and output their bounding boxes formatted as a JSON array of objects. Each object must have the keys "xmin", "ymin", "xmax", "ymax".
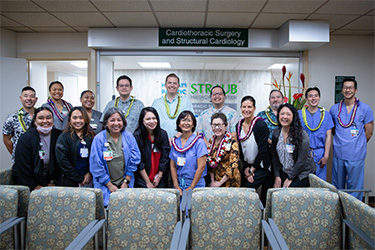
[
  {"xmin": 267, "ymin": 64, "xmax": 284, "ymax": 69},
  {"xmin": 138, "ymin": 62, "xmax": 171, "ymax": 68}
]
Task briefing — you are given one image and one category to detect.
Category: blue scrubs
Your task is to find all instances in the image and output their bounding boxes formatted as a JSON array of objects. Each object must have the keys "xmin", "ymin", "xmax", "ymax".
[
  {"xmin": 169, "ymin": 134, "xmax": 208, "ymax": 190},
  {"xmin": 329, "ymin": 100, "xmax": 374, "ymax": 200},
  {"xmin": 298, "ymin": 108, "xmax": 334, "ymax": 181}
]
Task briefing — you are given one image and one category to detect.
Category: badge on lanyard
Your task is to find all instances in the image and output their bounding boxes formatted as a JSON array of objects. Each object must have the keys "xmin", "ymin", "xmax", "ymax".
[
  {"xmin": 177, "ymin": 153, "xmax": 186, "ymax": 166},
  {"xmin": 152, "ymin": 143, "xmax": 159, "ymax": 153},
  {"xmin": 350, "ymin": 128, "xmax": 359, "ymax": 137},
  {"xmin": 80, "ymin": 140, "xmax": 89, "ymax": 158},
  {"xmin": 39, "ymin": 142, "xmax": 45, "ymax": 159},
  {"xmin": 103, "ymin": 142, "xmax": 113, "ymax": 161},
  {"xmin": 90, "ymin": 118, "xmax": 97, "ymax": 130},
  {"xmin": 286, "ymin": 144, "xmax": 295, "ymax": 153}
]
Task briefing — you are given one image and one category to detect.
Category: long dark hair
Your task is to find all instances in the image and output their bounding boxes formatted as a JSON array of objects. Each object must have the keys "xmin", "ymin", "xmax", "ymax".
[
  {"xmin": 135, "ymin": 107, "xmax": 163, "ymax": 151},
  {"xmin": 31, "ymin": 107, "xmax": 53, "ymax": 128},
  {"xmin": 65, "ymin": 106, "xmax": 95, "ymax": 139},
  {"xmin": 276, "ymin": 103, "xmax": 303, "ymax": 149}
]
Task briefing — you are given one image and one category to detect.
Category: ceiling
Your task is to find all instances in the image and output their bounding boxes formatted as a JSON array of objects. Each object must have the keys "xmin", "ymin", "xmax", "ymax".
[{"xmin": 0, "ymin": 0, "xmax": 374, "ymax": 36}]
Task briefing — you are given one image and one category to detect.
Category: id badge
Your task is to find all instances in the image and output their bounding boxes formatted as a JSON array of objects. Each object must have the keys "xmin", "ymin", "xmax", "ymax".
[
  {"xmin": 350, "ymin": 128, "xmax": 359, "ymax": 137},
  {"xmin": 103, "ymin": 150, "xmax": 113, "ymax": 161},
  {"xmin": 177, "ymin": 157, "xmax": 186, "ymax": 166},
  {"xmin": 225, "ymin": 143, "xmax": 231, "ymax": 151},
  {"xmin": 90, "ymin": 123, "xmax": 98, "ymax": 130},
  {"xmin": 80, "ymin": 147, "xmax": 89, "ymax": 158},
  {"xmin": 286, "ymin": 144, "xmax": 295, "ymax": 153},
  {"xmin": 39, "ymin": 150, "xmax": 46, "ymax": 160}
]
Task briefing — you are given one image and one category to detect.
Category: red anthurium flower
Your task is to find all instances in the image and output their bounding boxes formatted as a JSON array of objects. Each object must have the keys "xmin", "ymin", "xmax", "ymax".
[
  {"xmin": 300, "ymin": 73, "xmax": 305, "ymax": 88},
  {"xmin": 282, "ymin": 66, "xmax": 286, "ymax": 78},
  {"xmin": 283, "ymin": 96, "xmax": 288, "ymax": 103},
  {"xmin": 293, "ymin": 93, "xmax": 303, "ymax": 100}
]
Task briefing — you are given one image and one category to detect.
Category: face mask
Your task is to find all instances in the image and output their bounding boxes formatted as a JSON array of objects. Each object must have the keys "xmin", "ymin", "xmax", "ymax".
[{"xmin": 36, "ymin": 125, "xmax": 53, "ymax": 134}]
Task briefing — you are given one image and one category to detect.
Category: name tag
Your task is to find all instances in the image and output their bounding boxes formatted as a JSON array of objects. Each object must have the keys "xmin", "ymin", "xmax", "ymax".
[
  {"xmin": 103, "ymin": 150, "xmax": 113, "ymax": 161},
  {"xmin": 80, "ymin": 147, "xmax": 89, "ymax": 158},
  {"xmin": 177, "ymin": 157, "xmax": 186, "ymax": 166},
  {"xmin": 350, "ymin": 128, "xmax": 359, "ymax": 137},
  {"xmin": 286, "ymin": 144, "xmax": 295, "ymax": 153},
  {"xmin": 225, "ymin": 143, "xmax": 231, "ymax": 151},
  {"xmin": 39, "ymin": 150, "xmax": 46, "ymax": 160},
  {"xmin": 90, "ymin": 123, "xmax": 98, "ymax": 130}
]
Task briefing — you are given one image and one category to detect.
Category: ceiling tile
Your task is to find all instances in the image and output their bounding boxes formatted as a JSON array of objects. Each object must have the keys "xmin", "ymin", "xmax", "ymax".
[
  {"xmin": 366, "ymin": 10, "xmax": 374, "ymax": 15},
  {"xmin": 104, "ymin": 12, "xmax": 158, "ymax": 27},
  {"xmin": 2, "ymin": 13, "xmax": 67, "ymax": 26},
  {"xmin": 32, "ymin": 1, "xmax": 97, "ymax": 12},
  {"xmin": 208, "ymin": 0, "xmax": 265, "ymax": 12},
  {"xmin": 150, "ymin": 0, "xmax": 207, "ymax": 11},
  {"xmin": 72, "ymin": 26, "xmax": 89, "ymax": 32},
  {"xmin": 206, "ymin": 13, "xmax": 257, "ymax": 28},
  {"xmin": 331, "ymin": 29, "xmax": 374, "ymax": 36},
  {"xmin": 0, "ymin": 1, "xmax": 44, "ymax": 12},
  {"xmin": 2, "ymin": 27, "xmax": 34, "ymax": 32},
  {"xmin": 341, "ymin": 16, "xmax": 374, "ymax": 30},
  {"xmin": 32, "ymin": 27, "xmax": 77, "ymax": 32},
  {"xmin": 251, "ymin": 13, "xmax": 308, "ymax": 29},
  {"xmin": 52, "ymin": 12, "xmax": 113, "ymax": 26},
  {"xmin": 0, "ymin": 15, "xmax": 23, "ymax": 26},
  {"xmin": 307, "ymin": 14, "xmax": 359, "ymax": 29},
  {"xmin": 156, "ymin": 12, "xmax": 205, "ymax": 27},
  {"xmin": 316, "ymin": 0, "xmax": 375, "ymax": 15},
  {"xmin": 91, "ymin": 0, "xmax": 152, "ymax": 11},
  {"xmin": 263, "ymin": 0, "xmax": 326, "ymax": 14}
]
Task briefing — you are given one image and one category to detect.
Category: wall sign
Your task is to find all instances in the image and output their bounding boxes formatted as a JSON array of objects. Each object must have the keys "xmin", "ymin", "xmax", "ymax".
[{"xmin": 159, "ymin": 28, "xmax": 248, "ymax": 47}]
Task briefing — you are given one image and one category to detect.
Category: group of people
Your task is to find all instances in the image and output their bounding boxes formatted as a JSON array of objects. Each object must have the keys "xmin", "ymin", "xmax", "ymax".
[{"xmin": 3, "ymin": 73, "xmax": 373, "ymax": 205}]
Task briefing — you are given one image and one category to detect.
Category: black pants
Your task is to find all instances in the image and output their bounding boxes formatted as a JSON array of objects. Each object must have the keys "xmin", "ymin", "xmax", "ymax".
[{"xmin": 280, "ymin": 170, "xmax": 310, "ymax": 187}]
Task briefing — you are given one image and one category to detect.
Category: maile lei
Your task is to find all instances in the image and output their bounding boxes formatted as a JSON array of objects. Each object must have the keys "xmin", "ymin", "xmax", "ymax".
[
  {"xmin": 265, "ymin": 106, "xmax": 278, "ymax": 126},
  {"xmin": 164, "ymin": 93, "xmax": 181, "ymax": 119},
  {"xmin": 171, "ymin": 133, "xmax": 203, "ymax": 153},
  {"xmin": 114, "ymin": 96, "xmax": 135, "ymax": 118},
  {"xmin": 237, "ymin": 117, "xmax": 260, "ymax": 141},
  {"xmin": 17, "ymin": 107, "xmax": 35, "ymax": 132},
  {"xmin": 47, "ymin": 97, "xmax": 72, "ymax": 122},
  {"xmin": 337, "ymin": 98, "xmax": 359, "ymax": 128},
  {"xmin": 301, "ymin": 106, "xmax": 325, "ymax": 131},
  {"xmin": 207, "ymin": 132, "xmax": 232, "ymax": 168}
]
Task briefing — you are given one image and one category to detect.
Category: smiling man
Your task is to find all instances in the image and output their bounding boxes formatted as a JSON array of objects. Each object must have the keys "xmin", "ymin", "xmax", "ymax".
[
  {"xmin": 196, "ymin": 85, "xmax": 239, "ymax": 144},
  {"xmin": 298, "ymin": 87, "xmax": 334, "ymax": 181},
  {"xmin": 152, "ymin": 73, "xmax": 194, "ymax": 139},
  {"xmin": 329, "ymin": 79, "xmax": 374, "ymax": 200},
  {"xmin": 100, "ymin": 75, "xmax": 144, "ymax": 133},
  {"xmin": 3, "ymin": 86, "xmax": 38, "ymax": 163}
]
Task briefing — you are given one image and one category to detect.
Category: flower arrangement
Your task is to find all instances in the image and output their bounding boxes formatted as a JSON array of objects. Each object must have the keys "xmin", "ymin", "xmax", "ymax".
[{"xmin": 271, "ymin": 65, "xmax": 307, "ymax": 110}]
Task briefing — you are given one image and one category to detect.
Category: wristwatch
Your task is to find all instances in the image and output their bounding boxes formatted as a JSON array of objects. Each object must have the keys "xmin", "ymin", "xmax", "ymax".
[{"xmin": 123, "ymin": 179, "xmax": 130, "ymax": 184}]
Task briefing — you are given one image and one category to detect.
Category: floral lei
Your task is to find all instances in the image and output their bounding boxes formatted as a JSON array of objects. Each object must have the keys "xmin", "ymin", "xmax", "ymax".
[
  {"xmin": 164, "ymin": 93, "xmax": 181, "ymax": 119},
  {"xmin": 337, "ymin": 98, "xmax": 359, "ymax": 128},
  {"xmin": 207, "ymin": 132, "xmax": 231, "ymax": 168},
  {"xmin": 47, "ymin": 97, "xmax": 72, "ymax": 122},
  {"xmin": 172, "ymin": 133, "xmax": 203, "ymax": 153},
  {"xmin": 237, "ymin": 117, "xmax": 260, "ymax": 141},
  {"xmin": 301, "ymin": 106, "xmax": 325, "ymax": 131},
  {"xmin": 17, "ymin": 108, "xmax": 28, "ymax": 132},
  {"xmin": 265, "ymin": 106, "xmax": 278, "ymax": 126},
  {"xmin": 114, "ymin": 96, "xmax": 135, "ymax": 118}
]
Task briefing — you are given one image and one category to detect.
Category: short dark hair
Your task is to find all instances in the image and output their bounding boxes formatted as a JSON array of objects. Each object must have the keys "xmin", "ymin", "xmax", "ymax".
[
  {"xmin": 80, "ymin": 90, "xmax": 94, "ymax": 98},
  {"xmin": 240, "ymin": 95, "xmax": 256, "ymax": 107},
  {"xmin": 31, "ymin": 107, "xmax": 53, "ymax": 128},
  {"xmin": 116, "ymin": 75, "xmax": 132, "ymax": 87},
  {"xmin": 176, "ymin": 110, "xmax": 196, "ymax": 133},
  {"xmin": 342, "ymin": 78, "xmax": 357, "ymax": 89},
  {"xmin": 210, "ymin": 85, "xmax": 226, "ymax": 98},
  {"xmin": 305, "ymin": 87, "xmax": 320, "ymax": 98},
  {"xmin": 165, "ymin": 73, "xmax": 180, "ymax": 84},
  {"xmin": 49, "ymin": 81, "xmax": 64, "ymax": 91},
  {"xmin": 211, "ymin": 112, "xmax": 228, "ymax": 126},
  {"xmin": 269, "ymin": 89, "xmax": 284, "ymax": 99},
  {"xmin": 21, "ymin": 86, "xmax": 36, "ymax": 94},
  {"xmin": 102, "ymin": 107, "xmax": 126, "ymax": 132}
]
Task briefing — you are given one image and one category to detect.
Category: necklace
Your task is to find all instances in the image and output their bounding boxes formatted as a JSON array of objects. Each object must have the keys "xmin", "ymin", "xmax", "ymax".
[
  {"xmin": 265, "ymin": 106, "xmax": 278, "ymax": 125},
  {"xmin": 237, "ymin": 117, "xmax": 260, "ymax": 141},
  {"xmin": 114, "ymin": 96, "xmax": 135, "ymax": 118},
  {"xmin": 172, "ymin": 134, "xmax": 203, "ymax": 153},
  {"xmin": 337, "ymin": 98, "xmax": 359, "ymax": 128},
  {"xmin": 207, "ymin": 132, "xmax": 231, "ymax": 168},
  {"xmin": 164, "ymin": 93, "xmax": 181, "ymax": 119},
  {"xmin": 17, "ymin": 108, "xmax": 31, "ymax": 132},
  {"xmin": 301, "ymin": 106, "xmax": 325, "ymax": 131},
  {"xmin": 47, "ymin": 97, "xmax": 72, "ymax": 122}
]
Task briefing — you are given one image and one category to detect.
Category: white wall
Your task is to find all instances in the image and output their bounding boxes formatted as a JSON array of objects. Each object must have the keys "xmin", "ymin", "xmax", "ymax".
[
  {"xmin": 309, "ymin": 36, "xmax": 375, "ymax": 195},
  {"xmin": 30, "ymin": 61, "xmax": 48, "ymax": 107},
  {"xmin": 0, "ymin": 29, "xmax": 17, "ymax": 57}
]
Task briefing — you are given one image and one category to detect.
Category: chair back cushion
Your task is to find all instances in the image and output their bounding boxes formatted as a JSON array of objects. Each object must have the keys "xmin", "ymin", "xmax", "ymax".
[
  {"xmin": 190, "ymin": 188, "xmax": 262, "ymax": 249},
  {"xmin": 107, "ymin": 189, "xmax": 179, "ymax": 249},
  {"xmin": 272, "ymin": 188, "xmax": 341, "ymax": 250},
  {"xmin": 0, "ymin": 169, "xmax": 12, "ymax": 185},
  {"xmin": 0, "ymin": 186, "xmax": 18, "ymax": 249},
  {"xmin": 308, "ymin": 173, "xmax": 338, "ymax": 192},
  {"xmin": 2, "ymin": 185, "xmax": 30, "ymax": 217}
]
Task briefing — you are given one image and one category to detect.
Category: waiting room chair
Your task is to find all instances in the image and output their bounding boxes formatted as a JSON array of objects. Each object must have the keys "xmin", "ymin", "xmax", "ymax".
[{"xmin": 0, "ymin": 168, "xmax": 12, "ymax": 185}]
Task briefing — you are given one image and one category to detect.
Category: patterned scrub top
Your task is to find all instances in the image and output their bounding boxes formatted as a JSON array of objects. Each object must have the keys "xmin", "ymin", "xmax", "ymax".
[{"xmin": 208, "ymin": 136, "xmax": 241, "ymax": 187}]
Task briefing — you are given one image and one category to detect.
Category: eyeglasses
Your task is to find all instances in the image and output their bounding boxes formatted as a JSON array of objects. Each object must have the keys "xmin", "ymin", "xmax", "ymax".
[
  {"xmin": 212, "ymin": 92, "xmax": 224, "ymax": 96},
  {"xmin": 118, "ymin": 84, "xmax": 131, "ymax": 88},
  {"xmin": 342, "ymin": 86, "xmax": 355, "ymax": 90},
  {"xmin": 211, "ymin": 123, "xmax": 225, "ymax": 128}
]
